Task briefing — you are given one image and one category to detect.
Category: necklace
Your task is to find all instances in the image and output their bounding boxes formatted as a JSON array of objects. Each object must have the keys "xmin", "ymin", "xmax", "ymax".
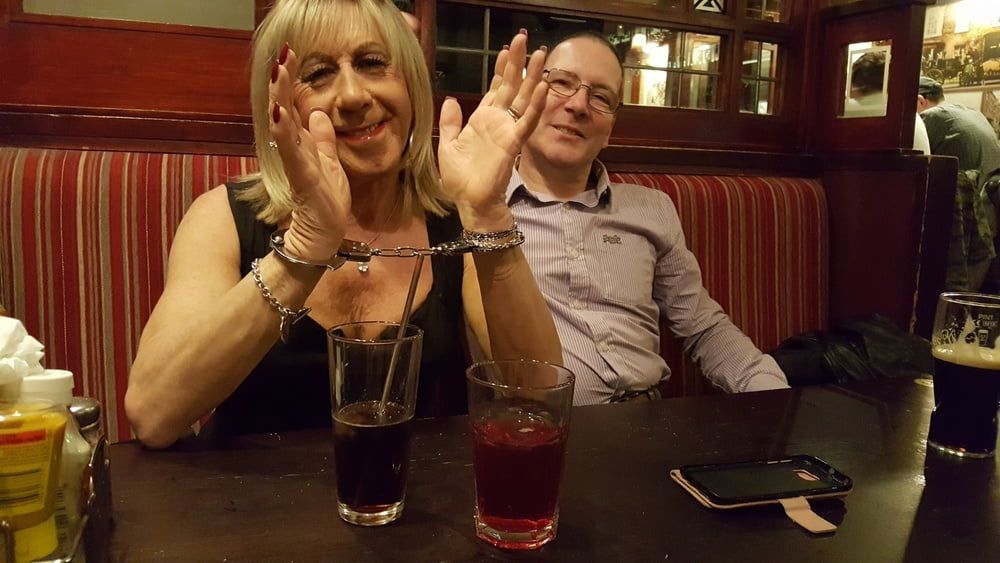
[{"xmin": 356, "ymin": 192, "xmax": 401, "ymax": 273}]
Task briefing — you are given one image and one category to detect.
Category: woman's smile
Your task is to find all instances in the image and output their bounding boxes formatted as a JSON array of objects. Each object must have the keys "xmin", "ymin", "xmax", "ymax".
[{"xmin": 337, "ymin": 120, "xmax": 389, "ymax": 144}]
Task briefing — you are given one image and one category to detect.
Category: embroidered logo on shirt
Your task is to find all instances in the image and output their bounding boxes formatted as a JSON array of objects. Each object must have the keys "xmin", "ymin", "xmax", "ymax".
[{"xmin": 602, "ymin": 234, "xmax": 622, "ymax": 245}]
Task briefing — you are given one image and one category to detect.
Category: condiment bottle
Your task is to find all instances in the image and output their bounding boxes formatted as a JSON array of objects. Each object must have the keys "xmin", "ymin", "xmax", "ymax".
[
  {"xmin": 19, "ymin": 370, "xmax": 91, "ymax": 559},
  {"xmin": 0, "ymin": 400, "xmax": 66, "ymax": 562}
]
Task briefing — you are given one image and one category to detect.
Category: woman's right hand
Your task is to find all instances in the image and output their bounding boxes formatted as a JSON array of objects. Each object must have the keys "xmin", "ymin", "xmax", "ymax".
[{"xmin": 270, "ymin": 45, "xmax": 351, "ymax": 262}]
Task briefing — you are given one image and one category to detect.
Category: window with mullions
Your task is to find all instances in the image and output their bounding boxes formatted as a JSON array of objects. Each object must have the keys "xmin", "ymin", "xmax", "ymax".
[
  {"xmin": 746, "ymin": 0, "xmax": 786, "ymax": 23},
  {"xmin": 740, "ymin": 40, "xmax": 780, "ymax": 115},
  {"xmin": 619, "ymin": 27, "xmax": 723, "ymax": 110},
  {"xmin": 435, "ymin": 1, "xmax": 602, "ymax": 94},
  {"xmin": 434, "ymin": 3, "xmax": 723, "ymax": 111}
]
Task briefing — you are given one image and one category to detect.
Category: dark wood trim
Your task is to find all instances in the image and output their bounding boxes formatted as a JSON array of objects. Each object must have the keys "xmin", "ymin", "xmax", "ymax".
[
  {"xmin": 0, "ymin": 103, "xmax": 250, "ymax": 123},
  {"xmin": 820, "ymin": 0, "xmax": 933, "ymax": 21},
  {"xmin": 254, "ymin": 0, "xmax": 270, "ymax": 27},
  {"xmin": 822, "ymin": 149, "xmax": 932, "ymax": 170},
  {"xmin": 599, "ymin": 145, "xmax": 820, "ymax": 176},
  {"xmin": 795, "ymin": 0, "xmax": 822, "ymax": 150},
  {"xmin": 416, "ymin": 0, "xmax": 436, "ymax": 70},
  {"xmin": 11, "ymin": 0, "xmax": 252, "ymax": 38},
  {"xmin": 443, "ymin": 0, "xmax": 798, "ymax": 38},
  {"xmin": 0, "ymin": 111, "xmax": 252, "ymax": 147},
  {"xmin": 912, "ymin": 156, "xmax": 958, "ymax": 338},
  {"xmin": 0, "ymin": 135, "xmax": 254, "ymax": 157}
]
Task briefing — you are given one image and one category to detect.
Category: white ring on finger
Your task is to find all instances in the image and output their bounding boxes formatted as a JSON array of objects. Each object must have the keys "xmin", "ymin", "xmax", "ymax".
[{"xmin": 506, "ymin": 107, "xmax": 522, "ymax": 122}]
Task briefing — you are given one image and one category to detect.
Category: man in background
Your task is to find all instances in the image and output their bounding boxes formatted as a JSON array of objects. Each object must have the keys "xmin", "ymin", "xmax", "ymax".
[
  {"xmin": 507, "ymin": 32, "xmax": 788, "ymax": 404},
  {"xmin": 918, "ymin": 77, "xmax": 1000, "ymax": 183},
  {"xmin": 918, "ymin": 76, "xmax": 1000, "ymax": 291}
]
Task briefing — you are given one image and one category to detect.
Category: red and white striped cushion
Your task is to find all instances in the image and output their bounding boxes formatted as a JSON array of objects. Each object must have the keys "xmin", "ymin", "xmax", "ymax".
[
  {"xmin": 0, "ymin": 147, "xmax": 827, "ymax": 440},
  {"xmin": 0, "ymin": 148, "xmax": 257, "ymax": 442}
]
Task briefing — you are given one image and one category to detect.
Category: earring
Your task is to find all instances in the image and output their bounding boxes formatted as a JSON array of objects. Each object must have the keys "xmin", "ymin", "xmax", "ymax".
[{"xmin": 401, "ymin": 129, "xmax": 415, "ymax": 158}]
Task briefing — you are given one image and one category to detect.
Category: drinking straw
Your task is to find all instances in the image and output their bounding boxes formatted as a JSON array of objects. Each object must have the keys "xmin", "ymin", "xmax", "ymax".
[{"xmin": 378, "ymin": 254, "xmax": 424, "ymax": 420}]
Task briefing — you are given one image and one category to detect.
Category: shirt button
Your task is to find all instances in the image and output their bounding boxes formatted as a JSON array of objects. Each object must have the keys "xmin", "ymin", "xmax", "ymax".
[
  {"xmin": 567, "ymin": 247, "xmax": 579, "ymax": 259},
  {"xmin": 571, "ymin": 298, "xmax": 584, "ymax": 309},
  {"xmin": 598, "ymin": 341, "xmax": 612, "ymax": 353}
]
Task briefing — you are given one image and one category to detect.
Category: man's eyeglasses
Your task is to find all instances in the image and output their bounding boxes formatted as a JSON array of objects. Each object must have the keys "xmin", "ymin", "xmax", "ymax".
[{"xmin": 543, "ymin": 68, "xmax": 621, "ymax": 114}]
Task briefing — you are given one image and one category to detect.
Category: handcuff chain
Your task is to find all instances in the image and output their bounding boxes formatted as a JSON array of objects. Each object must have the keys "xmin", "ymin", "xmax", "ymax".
[{"xmin": 269, "ymin": 224, "xmax": 523, "ymax": 268}]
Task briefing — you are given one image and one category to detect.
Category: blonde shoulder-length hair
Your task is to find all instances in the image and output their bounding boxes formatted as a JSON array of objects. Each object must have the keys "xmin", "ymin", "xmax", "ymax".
[{"xmin": 239, "ymin": 0, "xmax": 448, "ymax": 223}]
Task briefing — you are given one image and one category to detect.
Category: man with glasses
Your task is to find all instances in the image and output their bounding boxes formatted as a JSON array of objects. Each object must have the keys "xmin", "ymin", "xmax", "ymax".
[{"xmin": 506, "ymin": 31, "xmax": 788, "ymax": 404}]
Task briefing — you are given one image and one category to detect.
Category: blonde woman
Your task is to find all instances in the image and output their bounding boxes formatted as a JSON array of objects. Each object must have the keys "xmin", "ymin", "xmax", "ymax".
[{"xmin": 126, "ymin": 0, "xmax": 559, "ymax": 448}]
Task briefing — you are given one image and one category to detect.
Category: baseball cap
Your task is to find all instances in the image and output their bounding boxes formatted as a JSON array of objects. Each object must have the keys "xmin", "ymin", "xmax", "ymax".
[{"xmin": 918, "ymin": 76, "xmax": 943, "ymax": 98}]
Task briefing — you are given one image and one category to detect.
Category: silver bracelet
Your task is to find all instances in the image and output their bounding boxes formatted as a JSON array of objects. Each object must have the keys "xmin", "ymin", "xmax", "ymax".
[
  {"xmin": 461, "ymin": 221, "xmax": 519, "ymax": 242},
  {"xmin": 251, "ymin": 257, "xmax": 311, "ymax": 344},
  {"xmin": 465, "ymin": 228, "xmax": 525, "ymax": 252}
]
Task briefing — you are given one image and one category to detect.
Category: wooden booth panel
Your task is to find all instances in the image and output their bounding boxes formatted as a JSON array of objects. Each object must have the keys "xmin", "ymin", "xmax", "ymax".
[
  {"xmin": 823, "ymin": 153, "xmax": 955, "ymax": 338},
  {"xmin": 813, "ymin": 0, "xmax": 931, "ymax": 153}
]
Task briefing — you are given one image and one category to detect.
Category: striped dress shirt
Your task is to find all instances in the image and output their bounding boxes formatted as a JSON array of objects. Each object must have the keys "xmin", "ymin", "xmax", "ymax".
[{"xmin": 507, "ymin": 161, "xmax": 788, "ymax": 405}]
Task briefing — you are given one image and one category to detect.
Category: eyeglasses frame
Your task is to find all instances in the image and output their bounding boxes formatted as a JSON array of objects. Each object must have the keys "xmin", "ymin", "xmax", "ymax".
[{"xmin": 542, "ymin": 67, "xmax": 622, "ymax": 115}]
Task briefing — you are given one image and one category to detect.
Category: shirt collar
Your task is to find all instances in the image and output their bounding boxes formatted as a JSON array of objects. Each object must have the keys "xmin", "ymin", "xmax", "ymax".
[{"xmin": 505, "ymin": 159, "xmax": 612, "ymax": 209}]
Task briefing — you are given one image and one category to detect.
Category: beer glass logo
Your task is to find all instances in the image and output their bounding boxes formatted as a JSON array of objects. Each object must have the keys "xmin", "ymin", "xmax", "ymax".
[{"xmin": 975, "ymin": 312, "xmax": 999, "ymax": 348}]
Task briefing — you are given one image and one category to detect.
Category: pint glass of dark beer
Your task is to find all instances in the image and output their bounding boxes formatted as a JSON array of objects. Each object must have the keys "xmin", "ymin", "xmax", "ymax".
[
  {"xmin": 928, "ymin": 293, "xmax": 1000, "ymax": 458},
  {"xmin": 467, "ymin": 360, "xmax": 575, "ymax": 550},
  {"xmin": 328, "ymin": 321, "xmax": 422, "ymax": 525}
]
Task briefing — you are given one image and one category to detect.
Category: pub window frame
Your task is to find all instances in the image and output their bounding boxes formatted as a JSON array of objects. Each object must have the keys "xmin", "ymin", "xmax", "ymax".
[{"xmin": 739, "ymin": 39, "xmax": 782, "ymax": 115}]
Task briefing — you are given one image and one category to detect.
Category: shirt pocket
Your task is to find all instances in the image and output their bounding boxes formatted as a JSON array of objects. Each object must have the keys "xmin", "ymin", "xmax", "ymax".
[{"xmin": 591, "ymin": 231, "xmax": 655, "ymax": 306}]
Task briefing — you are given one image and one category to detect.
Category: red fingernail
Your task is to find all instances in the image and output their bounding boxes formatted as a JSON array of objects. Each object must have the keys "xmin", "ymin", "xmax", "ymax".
[
  {"xmin": 270, "ymin": 62, "xmax": 279, "ymax": 83},
  {"xmin": 272, "ymin": 102, "xmax": 281, "ymax": 124},
  {"xmin": 502, "ymin": 44, "xmax": 509, "ymax": 50},
  {"xmin": 519, "ymin": 28, "xmax": 527, "ymax": 35},
  {"xmin": 278, "ymin": 43, "xmax": 289, "ymax": 65}
]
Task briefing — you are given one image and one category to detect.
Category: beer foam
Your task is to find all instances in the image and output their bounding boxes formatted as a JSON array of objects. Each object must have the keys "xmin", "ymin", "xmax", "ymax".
[{"xmin": 934, "ymin": 316, "xmax": 1000, "ymax": 369}]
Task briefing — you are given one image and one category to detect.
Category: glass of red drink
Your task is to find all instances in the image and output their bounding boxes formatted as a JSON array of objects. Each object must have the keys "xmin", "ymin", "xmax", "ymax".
[
  {"xmin": 929, "ymin": 293, "xmax": 1000, "ymax": 458},
  {"xmin": 466, "ymin": 360, "xmax": 575, "ymax": 550},
  {"xmin": 328, "ymin": 321, "xmax": 423, "ymax": 526}
]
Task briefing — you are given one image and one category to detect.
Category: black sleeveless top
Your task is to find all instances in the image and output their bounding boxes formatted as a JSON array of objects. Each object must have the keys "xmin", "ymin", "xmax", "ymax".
[{"xmin": 204, "ymin": 183, "xmax": 469, "ymax": 437}]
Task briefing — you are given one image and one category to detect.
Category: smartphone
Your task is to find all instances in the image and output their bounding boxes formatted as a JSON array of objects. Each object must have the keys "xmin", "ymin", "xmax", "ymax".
[{"xmin": 678, "ymin": 455, "xmax": 853, "ymax": 506}]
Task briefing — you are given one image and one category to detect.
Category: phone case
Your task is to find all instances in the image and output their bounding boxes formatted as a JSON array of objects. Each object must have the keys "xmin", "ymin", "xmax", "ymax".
[
  {"xmin": 670, "ymin": 459, "xmax": 852, "ymax": 534},
  {"xmin": 678, "ymin": 456, "xmax": 852, "ymax": 505}
]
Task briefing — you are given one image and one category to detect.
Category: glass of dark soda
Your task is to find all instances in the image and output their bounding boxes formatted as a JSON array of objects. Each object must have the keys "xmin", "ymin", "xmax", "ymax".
[
  {"xmin": 328, "ymin": 321, "xmax": 423, "ymax": 525},
  {"xmin": 466, "ymin": 360, "xmax": 575, "ymax": 550},
  {"xmin": 928, "ymin": 293, "xmax": 1000, "ymax": 458}
]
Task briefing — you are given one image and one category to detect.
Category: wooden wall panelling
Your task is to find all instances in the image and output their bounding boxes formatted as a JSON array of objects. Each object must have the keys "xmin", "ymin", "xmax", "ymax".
[
  {"xmin": 911, "ymin": 156, "xmax": 959, "ymax": 337},
  {"xmin": 812, "ymin": 0, "xmax": 932, "ymax": 152},
  {"xmin": 0, "ymin": 1, "xmax": 255, "ymax": 152},
  {"xmin": 822, "ymin": 153, "xmax": 956, "ymax": 336},
  {"xmin": 1, "ymin": 0, "xmax": 817, "ymax": 155},
  {"xmin": 414, "ymin": 0, "xmax": 436, "ymax": 69}
]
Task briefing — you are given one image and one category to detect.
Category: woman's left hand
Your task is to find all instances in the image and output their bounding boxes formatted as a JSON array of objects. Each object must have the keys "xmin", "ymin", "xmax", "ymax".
[{"xmin": 438, "ymin": 31, "xmax": 548, "ymax": 231}]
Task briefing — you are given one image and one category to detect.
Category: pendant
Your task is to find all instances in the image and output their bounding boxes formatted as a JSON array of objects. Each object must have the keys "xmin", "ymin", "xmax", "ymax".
[{"xmin": 358, "ymin": 262, "xmax": 370, "ymax": 273}]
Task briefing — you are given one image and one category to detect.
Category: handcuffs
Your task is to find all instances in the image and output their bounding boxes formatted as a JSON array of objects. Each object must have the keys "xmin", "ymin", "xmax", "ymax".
[
  {"xmin": 257, "ymin": 226, "xmax": 525, "ymax": 343},
  {"xmin": 268, "ymin": 225, "xmax": 526, "ymax": 271}
]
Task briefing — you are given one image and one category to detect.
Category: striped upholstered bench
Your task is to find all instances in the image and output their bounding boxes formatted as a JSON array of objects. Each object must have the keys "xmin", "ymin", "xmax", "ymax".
[
  {"xmin": 0, "ymin": 148, "xmax": 827, "ymax": 442},
  {"xmin": 612, "ymin": 173, "xmax": 828, "ymax": 397}
]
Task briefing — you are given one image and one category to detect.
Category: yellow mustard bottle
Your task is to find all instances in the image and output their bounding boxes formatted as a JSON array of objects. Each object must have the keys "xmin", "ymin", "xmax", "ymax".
[{"xmin": 0, "ymin": 400, "xmax": 67, "ymax": 563}]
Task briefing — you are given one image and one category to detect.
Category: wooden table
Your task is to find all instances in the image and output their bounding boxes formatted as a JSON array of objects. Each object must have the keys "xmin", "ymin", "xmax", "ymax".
[{"xmin": 108, "ymin": 380, "xmax": 999, "ymax": 561}]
